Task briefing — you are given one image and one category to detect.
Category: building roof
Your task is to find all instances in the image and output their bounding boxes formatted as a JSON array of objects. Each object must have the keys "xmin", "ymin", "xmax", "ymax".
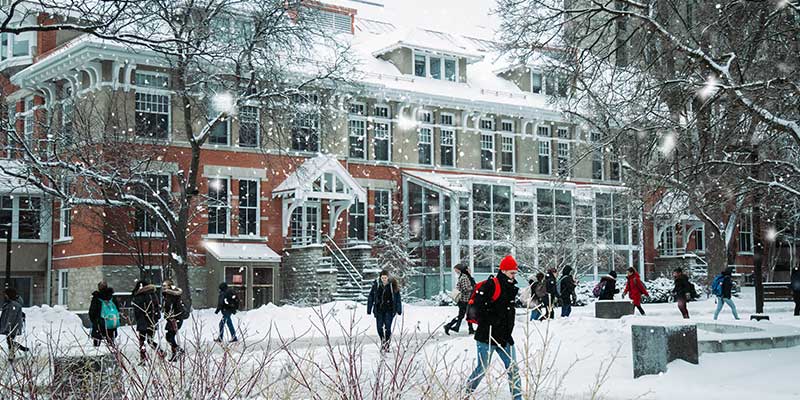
[
  {"xmin": 272, "ymin": 154, "xmax": 367, "ymax": 202},
  {"xmin": 0, "ymin": 161, "xmax": 42, "ymax": 194},
  {"xmin": 204, "ymin": 241, "xmax": 281, "ymax": 263}
]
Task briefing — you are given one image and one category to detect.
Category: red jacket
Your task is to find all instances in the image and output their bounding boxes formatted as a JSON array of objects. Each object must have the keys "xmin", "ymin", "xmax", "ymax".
[{"xmin": 623, "ymin": 272, "xmax": 649, "ymax": 305}]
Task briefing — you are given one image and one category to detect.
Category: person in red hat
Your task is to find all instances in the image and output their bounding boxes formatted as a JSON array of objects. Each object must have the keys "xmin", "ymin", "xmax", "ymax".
[{"xmin": 465, "ymin": 255, "xmax": 522, "ymax": 400}]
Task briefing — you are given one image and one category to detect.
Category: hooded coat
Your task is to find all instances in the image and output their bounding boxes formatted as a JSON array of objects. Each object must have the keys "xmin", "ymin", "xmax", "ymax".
[
  {"xmin": 89, "ymin": 286, "xmax": 120, "ymax": 339},
  {"xmin": 0, "ymin": 297, "xmax": 24, "ymax": 336},
  {"xmin": 623, "ymin": 272, "xmax": 649, "ymax": 306},
  {"xmin": 132, "ymin": 284, "xmax": 161, "ymax": 332},
  {"xmin": 598, "ymin": 275, "xmax": 619, "ymax": 300},
  {"xmin": 216, "ymin": 282, "xmax": 239, "ymax": 314},
  {"xmin": 367, "ymin": 277, "xmax": 403, "ymax": 315},
  {"xmin": 473, "ymin": 273, "xmax": 519, "ymax": 347}
]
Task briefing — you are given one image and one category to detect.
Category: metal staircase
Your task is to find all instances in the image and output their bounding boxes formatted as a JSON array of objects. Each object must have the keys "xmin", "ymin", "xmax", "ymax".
[{"xmin": 324, "ymin": 235, "xmax": 369, "ymax": 302}]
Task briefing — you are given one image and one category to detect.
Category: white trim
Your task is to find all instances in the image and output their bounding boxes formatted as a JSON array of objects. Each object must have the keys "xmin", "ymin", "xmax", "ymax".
[
  {"xmin": 57, "ymin": 269, "xmax": 69, "ymax": 306},
  {"xmin": 53, "ymin": 252, "xmax": 171, "ymax": 261},
  {"xmin": 207, "ymin": 176, "xmax": 231, "ymax": 236},
  {"xmin": 237, "ymin": 179, "xmax": 260, "ymax": 237}
]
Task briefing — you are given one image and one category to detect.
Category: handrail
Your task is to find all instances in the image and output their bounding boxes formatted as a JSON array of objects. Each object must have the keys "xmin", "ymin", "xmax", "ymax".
[{"xmin": 323, "ymin": 234, "xmax": 364, "ymax": 290}]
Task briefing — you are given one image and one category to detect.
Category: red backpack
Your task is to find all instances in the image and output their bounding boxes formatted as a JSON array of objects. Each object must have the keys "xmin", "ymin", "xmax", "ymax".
[{"xmin": 465, "ymin": 276, "xmax": 501, "ymax": 325}]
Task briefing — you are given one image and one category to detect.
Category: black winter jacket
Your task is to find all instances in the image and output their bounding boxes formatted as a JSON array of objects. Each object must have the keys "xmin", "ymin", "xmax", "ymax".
[
  {"xmin": 673, "ymin": 274, "xmax": 693, "ymax": 300},
  {"xmin": 559, "ymin": 275, "xmax": 577, "ymax": 301},
  {"xmin": 89, "ymin": 287, "xmax": 120, "ymax": 338},
  {"xmin": 544, "ymin": 272, "xmax": 558, "ymax": 298},
  {"xmin": 367, "ymin": 278, "xmax": 403, "ymax": 315},
  {"xmin": 132, "ymin": 284, "xmax": 161, "ymax": 332},
  {"xmin": 790, "ymin": 269, "xmax": 800, "ymax": 293},
  {"xmin": 473, "ymin": 274, "xmax": 519, "ymax": 347},
  {"xmin": 598, "ymin": 276, "xmax": 618, "ymax": 300},
  {"xmin": 721, "ymin": 276, "xmax": 734, "ymax": 299}
]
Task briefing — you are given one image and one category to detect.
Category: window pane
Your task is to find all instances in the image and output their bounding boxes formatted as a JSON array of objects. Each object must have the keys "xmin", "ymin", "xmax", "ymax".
[
  {"xmin": 414, "ymin": 54, "xmax": 426, "ymax": 77},
  {"xmin": 532, "ymin": 72, "xmax": 542, "ymax": 93},
  {"xmin": 473, "ymin": 184, "xmax": 491, "ymax": 212},
  {"xmin": 444, "ymin": 59, "xmax": 456, "ymax": 81},
  {"xmin": 493, "ymin": 185, "xmax": 511, "ymax": 213},
  {"xmin": 536, "ymin": 189, "xmax": 553, "ymax": 215},
  {"xmin": 430, "ymin": 57, "xmax": 442, "ymax": 79}
]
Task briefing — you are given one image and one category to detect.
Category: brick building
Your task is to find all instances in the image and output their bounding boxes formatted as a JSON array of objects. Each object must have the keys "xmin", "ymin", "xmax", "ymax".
[{"xmin": 0, "ymin": 0, "xmax": 786, "ymax": 310}]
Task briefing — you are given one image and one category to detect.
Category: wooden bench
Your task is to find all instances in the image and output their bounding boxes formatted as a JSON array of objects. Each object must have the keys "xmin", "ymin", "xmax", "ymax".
[{"xmin": 763, "ymin": 282, "xmax": 793, "ymax": 302}]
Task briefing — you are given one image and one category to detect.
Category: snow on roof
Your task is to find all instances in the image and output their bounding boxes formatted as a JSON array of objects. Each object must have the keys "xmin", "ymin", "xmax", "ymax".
[
  {"xmin": 371, "ymin": 27, "xmax": 484, "ymax": 62},
  {"xmin": 204, "ymin": 241, "xmax": 281, "ymax": 263},
  {"xmin": 0, "ymin": 161, "xmax": 42, "ymax": 194},
  {"xmin": 273, "ymin": 154, "xmax": 367, "ymax": 202}
]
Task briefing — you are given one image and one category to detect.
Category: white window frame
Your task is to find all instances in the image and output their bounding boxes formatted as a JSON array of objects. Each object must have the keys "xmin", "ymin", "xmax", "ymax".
[
  {"xmin": 501, "ymin": 119, "xmax": 514, "ymax": 133},
  {"xmin": 479, "ymin": 118, "xmax": 494, "ymax": 131},
  {"xmin": 134, "ymin": 71, "xmax": 172, "ymax": 140},
  {"xmin": 418, "ymin": 127, "xmax": 433, "ymax": 165},
  {"xmin": 374, "ymin": 189, "xmax": 392, "ymax": 228},
  {"xmin": 237, "ymin": 179, "xmax": 260, "ymax": 237},
  {"xmin": 557, "ymin": 141, "xmax": 570, "ymax": 176},
  {"xmin": 440, "ymin": 128, "xmax": 455, "ymax": 167},
  {"xmin": 591, "ymin": 131, "xmax": 604, "ymax": 180},
  {"xmin": 412, "ymin": 50, "xmax": 458, "ymax": 82},
  {"xmin": 59, "ymin": 179, "xmax": 72, "ymax": 240},
  {"xmin": 480, "ymin": 133, "xmax": 494, "ymax": 170},
  {"xmin": 348, "ymin": 199, "xmax": 368, "ymax": 242},
  {"xmin": 440, "ymin": 112, "xmax": 455, "ymax": 126},
  {"xmin": 134, "ymin": 174, "xmax": 170, "ymax": 237},
  {"xmin": 538, "ymin": 140, "xmax": 551, "ymax": 175},
  {"xmin": 738, "ymin": 212, "xmax": 754, "ymax": 254},
  {"xmin": 238, "ymin": 105, "xmax": 260, "ymax": 148},
  {"xmin": 373, "ymin": 104, "xmax": 392, "ymax": 162},
  {"xmin": 290, "ymin": 203, "xmax": 321, "ymax": 246},
  {"xmin": 557, "ymin": 127, "xmax": 570, "ymax": 139},
  {"xmin": 0, "ymin": 195, "xmax": 45, "ymax": 241},
  {"xmin": 501, "ymin": 135, "xmax": 514, "ymax": 172},
  {"xmin": 537, "ymin": 125, "xmax": 551, "ymax": 138},
  {"xmin": 531, "ymin": 71, "xmax": 543, "ymax": 94},
  {"xmin": 23, "ymin": 97, "xmax": 34, "ymax": 148},
  {"xmin": 57, "ymin": 269, "xmax": 69, "ymax": 307},
  {"xmin": 348, "ymin": 102, "xmax": 367, "ymax": 159},
  {"xmin": 207, "ymin": 177, "xmax": 230, "ymax": 237}
]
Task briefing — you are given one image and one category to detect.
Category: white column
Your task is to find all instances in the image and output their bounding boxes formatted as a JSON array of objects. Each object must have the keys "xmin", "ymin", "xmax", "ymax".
[{"xmin": 450, "ymin": 195, "xmax": 460, "ymax": 289}]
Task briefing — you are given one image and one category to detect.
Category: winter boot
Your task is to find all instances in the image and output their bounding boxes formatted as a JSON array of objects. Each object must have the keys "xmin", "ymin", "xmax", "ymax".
[
  {"xmin": 169, "ymin": 347, "xmax": 185, "ymax": 362},
  {"xmin": 443, "ymin": 325, "xmax": 451, "ymax": 336},
  {"xmin": 381, "ymin": 335, "xmax": 391, "ymax": 353},
  {"xmin": 229, "ymin": 337, "xmax": 239, "ymax": 343}
]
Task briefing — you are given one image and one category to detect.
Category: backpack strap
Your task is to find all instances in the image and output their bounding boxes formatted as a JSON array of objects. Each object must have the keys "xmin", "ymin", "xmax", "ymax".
[{"xmin": 490, "ymin": 277, "xmax": 501, "ymax": 302}]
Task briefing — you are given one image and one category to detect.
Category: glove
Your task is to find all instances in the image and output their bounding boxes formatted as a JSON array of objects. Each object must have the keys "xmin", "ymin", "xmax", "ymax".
[{"xmin": 215, "ymin": 309, "xmax": 220, "ymax": 315}]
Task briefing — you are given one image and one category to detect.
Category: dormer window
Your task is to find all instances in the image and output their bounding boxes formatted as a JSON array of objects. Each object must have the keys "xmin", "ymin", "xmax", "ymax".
[
  {"xmin": 317, "ymin": 9, "xmax": 353, "ymax": 34},
  {"xmin": 413, "ymin": 51, "xmax": 457, "ymax": 82},
  {"xmin": 531, "ymin": 72, "xmax": 543, "ymax": 94},
  {"xmin": 530, "ymin": 70, "xmax": 567, "ymax": 97}
]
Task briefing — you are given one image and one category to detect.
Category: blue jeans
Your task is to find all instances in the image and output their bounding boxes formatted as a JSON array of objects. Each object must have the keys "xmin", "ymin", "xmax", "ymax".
[
  {"xmin": 375, "ymin": 311, "xmax": 394, "ymax": 340},
  {"xmin": 219, "ymin": 311, "xmax": 237, "ymax": 340},
  {"xmin": 466, "ymin": 341, "xmax": 522, "ymax": 400},
  {"xmin": 560, "ymin": 299, "xmax": 572, "ymax": 317},
  {"xmin": 713, "ymin": 296, "xmax": 740, "ymax": 320}
]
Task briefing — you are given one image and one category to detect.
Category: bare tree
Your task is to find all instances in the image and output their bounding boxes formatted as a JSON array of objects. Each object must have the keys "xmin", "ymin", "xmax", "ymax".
[
  {"xmin": 2, "ymin": 0, "xmax": 354, "ymax": 309},
  {"xmin": 496, "ymin": 0, "xmax": 800, "ymax": 276}
]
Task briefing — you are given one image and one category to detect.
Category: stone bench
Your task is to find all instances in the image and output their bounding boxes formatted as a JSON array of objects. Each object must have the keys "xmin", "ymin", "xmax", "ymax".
[
  {"xmin": 631, "ymin": 324, "xmax": 698, "ymax": 378},
  {"xmin": 52, "ymin": 352, "xmax": 122, "ymax": 398},
  {"xmin": 594, "ymin": 300, "xmax": 634, "ymax": 319}
]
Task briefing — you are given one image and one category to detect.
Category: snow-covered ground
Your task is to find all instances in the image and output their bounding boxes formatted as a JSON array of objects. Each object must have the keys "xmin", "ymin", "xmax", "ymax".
[{"xmin": 14, "ymin": 287, "xmax": 800, "ymax": 399}]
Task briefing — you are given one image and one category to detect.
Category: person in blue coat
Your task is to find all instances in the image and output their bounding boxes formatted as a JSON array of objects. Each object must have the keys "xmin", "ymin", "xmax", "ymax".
[{"xmin": 367, "ymin": 270, "xmax": 402, "ymax": 352}]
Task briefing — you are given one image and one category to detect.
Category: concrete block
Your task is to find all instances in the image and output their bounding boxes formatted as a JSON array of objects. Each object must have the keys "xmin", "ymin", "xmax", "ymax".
[
  {"xmin": 52, "ymin": 352, "xmax": 122, "ymax": 399},
  {"xmin": 595, "ymin": 300, "xmax": 634, "ymax": 319},
  {"xmin": 632, "ymin": 324, "xmax": 698, "ymax": 378}
]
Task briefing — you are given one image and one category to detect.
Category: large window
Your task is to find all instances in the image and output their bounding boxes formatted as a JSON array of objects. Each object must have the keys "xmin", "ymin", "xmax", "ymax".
[
  {"xmin": 408, "ymin": 183, "xmax": 441, "ymax": 242},
  {"xmin": 531, "ymin": 72, "xmax": 543, "ymax": 93},
  {"xmin": 58, "ymin": 270, "xmax": 69, "ymax": 306},
  {"xmin": 501, "ymin": 136, "xmax": 514, "ymax": 172},
  {"xmin": 472, "ymin": 184, "xmax": 511, "ymax": 272},
  {"xmin": 595, "ymin": 192, "xmax": 628, "ymax": 245},
  {"xmin": 135, "ymin": 175, "xmax": 170, "ymax": 235},
  {"xmin": 23, "ymin": 98, "xmax": 33, "ymax": 148},
  {"xmin": 348, "ymin": 102, "xmax": 366, "ymax": 159},
  {"xmin": 238, "ymin": 106, "xmax": 259, "ymax": 147},
  {"xmin": 290, "ymin": 94, "xmax": 320, "ymax": 152},
  {"xmin": 207, "ymin": 96, "xmax": 229, "ymax": 145},
  {"xmin": 373, "ymin": 105, "xmax": 391, "ymax": 161},
  {"xmin": 59, "ymin": 180, "xmax": 72, "ymax": 239},
  {"xmin": 0, "ymin": 195, "xmax": 43, "ymax": 240},
  {"xmin": 538, "ymin": 141, "xmax": 551, "ymax": 174},
  {"xmin": 609, "ymin": 156, "xmax": 621, "ymax": 181},
  {"xmin": 417, "ymin": 111, "xmax": 432, "ymax": 165},
  {"xmin": 537, "ymin": 188, "xmax": 573, "ymax": 244},
  {"xmin": 208, "ymin": 178, "xmax": 229, "ymax": 235},
  {"xmin": 290, "ymin": 204, "xmax": 320, "ymax": 245},
  {"xmin": 238, "ymin": 180, "xmax": 258, "ymax": 236},
  {"xmin": 252, "ymin": 267, "xmax": 275, "ymax": 307},
  {"xmin": 374, "ymin": 190, "xmax": 391, "ymax": 228},
  {"xmin": 61, "ymin": 93, "xmax": 74, "ymax": 147},
  {"xmin": 134, "ymin": 72, "xmax": 170, "ymax": 139},
  {"xmin": 348, "ymin": 200, "xmax": 367, "ymax": 241},
  {"xmin": 739, "ymin": 212, "xmax": 753, "ymax": 253},
  {"xmin": 480, "ymin": 133, "xmax": 494, "ymax": 170},
  {"xmin": 413, "ymin": 52, "xmax": 457, "ymax": 82}
]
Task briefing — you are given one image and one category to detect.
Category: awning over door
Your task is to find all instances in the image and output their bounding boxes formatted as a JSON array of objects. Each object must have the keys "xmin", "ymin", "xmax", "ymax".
[{"xmin": 204, "ymin": 241, "xmax": 281, "ymax": 263}]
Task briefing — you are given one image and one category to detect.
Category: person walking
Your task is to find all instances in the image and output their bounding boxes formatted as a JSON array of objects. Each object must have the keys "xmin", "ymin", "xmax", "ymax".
[
  {"xmin": 444, "ymin": 263, "xmax": 475, "ymax": 335},
  {"xmin": 543, "ymin": 267, "xmax": 558, "ymax": 319},
  {"xmin": 162, "ymin": 279, "xmax": 186, "ymax": 361},
  {"xmin": 367, "ymin": 270, "xmax": 402, "ymax": 352},
  {"xmin": 88, "ymin": 281, "xmax": 121, "ymax": 347},
  {"xmin": 672, "ymin": 268, "xmax": 693, "ymax": 319},
  {"xmin": 622, "ymin": 267, "xmax": 649, "ymax": 315},
  {"xmin": 528, "ymin": 272, "xmax": 546, "ymax": 321},
  {"xmin": 0, "ymin": 288, "xmax": 27, "ymax": 363},
  {"xmin": 465, "ymin": 255, "xmax": 522, "ymax": 400},
  {"xmin": 558, "ymin": 266, "xmax": 577, "ymax": 317},
  {"xmin": 712, "ymin": 267, "xmax": 740, "ymax": 320},
  {"xmin": 791, "ymin": 267, "xmax": 800, "ymax": 316},
  {"xmin": 132, "ymin": 280, "xmax": 164, "ymax": 363},
  {"xmin": 598, "ymin": 271, "xmax": 619, "ymax": 300},
  {"xmin": 214, "ymin": 282, "xmax": 239, "ymax": 343}
]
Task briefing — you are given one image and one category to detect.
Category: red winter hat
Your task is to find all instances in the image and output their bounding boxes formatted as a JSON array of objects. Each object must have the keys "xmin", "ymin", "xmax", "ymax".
[{"xmin": 499, "ymin": 255, "xmax": 518, "ymax": 271}]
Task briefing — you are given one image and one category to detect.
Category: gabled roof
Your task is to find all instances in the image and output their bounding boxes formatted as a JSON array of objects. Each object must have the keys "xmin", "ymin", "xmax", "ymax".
[{"xmin": 272, "ymin": 154, "xmax": 367, "ymax": 202}]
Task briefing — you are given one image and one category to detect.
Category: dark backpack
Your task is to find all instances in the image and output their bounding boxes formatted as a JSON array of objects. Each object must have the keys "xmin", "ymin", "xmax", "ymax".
[
  {"xmin": 225, "ymin": 290, "xmax": 240, "ymax": 313},
  {"xmin": 593, "ymin": 281, "xmax": 606, "ymax": 298},
  {"xmin": 465, "ymin": 276, "xmax": 501, "ymax": 325}
]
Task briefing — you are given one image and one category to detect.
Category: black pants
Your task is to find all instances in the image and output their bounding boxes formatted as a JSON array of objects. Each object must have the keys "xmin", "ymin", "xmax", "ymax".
[
  {"xmin": 634, "ymin": 304, "xmax": 646, "ymax": 315},
  {"xmin": 138, "ymin": 327, "xmax": 161, "ymax": 359},
  {"xmin": 445, "ymin": 301, "xmax": 473, "ymax": 332},
  {"xmin": 794, "ymin": 292, "xmax": 800, "ymax": 316},
  {"xmin": 92, "ymin": 327, "xmax": 118, "ymax": 348},
  {"xmin": 165, "ymin": 320, "xmax": 183, "ymax": 350},
  {"xmin": 542, "ymin": 296, "xmax": 555, "ymax": 319}
]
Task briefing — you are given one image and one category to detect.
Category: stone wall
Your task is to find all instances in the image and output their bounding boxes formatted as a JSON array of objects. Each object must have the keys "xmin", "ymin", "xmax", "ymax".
[{"xmin": 281, "ymin": 245, "xmax": 330, "ymax": 304}]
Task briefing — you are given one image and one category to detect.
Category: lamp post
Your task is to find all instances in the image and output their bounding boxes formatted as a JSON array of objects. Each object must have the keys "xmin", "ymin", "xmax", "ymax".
[
  {"xmin": 749, "ymin": 145, "xmax": 768, "ymax": 321},
  {"xmin": 3, "ymin": 222, "xmax": 11, "ymax": 289}
]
